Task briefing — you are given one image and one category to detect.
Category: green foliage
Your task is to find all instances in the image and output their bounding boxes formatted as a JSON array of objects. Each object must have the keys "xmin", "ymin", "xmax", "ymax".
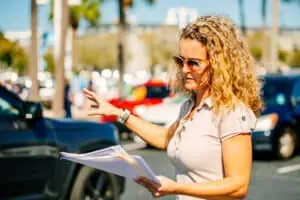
[
  {"xmin": 43, "ymin": 49, "xmax": 55, "ymax": 73},
  {"xmin": 122, "ymin": 0, "xmax": 155, "ymax": 8},
  {"xmin": 69, "ymin": 5, "xmax": 82, "ymax": 29},
  {"xmin": 250, "ymin": 46, "xmax": 262, "ymax": 60},
  {"xmin": 279, "ymin": 49, "xmax": 288, "ymax": 63},
  {"xmin": 81, "ymin": 0, "xmax": 100, "ymax": 27},
  {"xmin": 49, "ymin": 0, "xmax": 101, "ymax": 30},
  {"xmin": 0, "ymin": 36, "xmax": 28, "ymax": 74},
  {"xmin": 247, "ymin": 32, "xmax": 265, "ymax": 61},
  {"xmin": 288, "ymin": 48, "xmax": 300, "ymax": 67}
]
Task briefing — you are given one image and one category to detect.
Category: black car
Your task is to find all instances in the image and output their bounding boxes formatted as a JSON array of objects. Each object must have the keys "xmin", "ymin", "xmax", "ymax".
[
  {"xmin": 0, "ymin": 86, "xmax": 125, "ymax": 199},
  {"xmin": 252, "ymin": 73, "xmax": 300, "ymax": 159}
]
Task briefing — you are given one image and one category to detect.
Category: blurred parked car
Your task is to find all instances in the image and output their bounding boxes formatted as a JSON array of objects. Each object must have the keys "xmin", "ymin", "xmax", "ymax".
[
  {"xmin": 0, "ymin": 86, "xmax": 125, "ymax": 200},
  {"xmin": 100, "ymin": 79, "xmax": 172, "ymax": 140},
  {"xmin": 253, "ymin": 73, "xmax": 300, "ymax": 159},
  {"xmin": 133, "ymin": 94, "xmax": 185, "ymax": 145},
  {"xmin": 134, "ymin": 93, "xmax": 185, "ymax": 127}
]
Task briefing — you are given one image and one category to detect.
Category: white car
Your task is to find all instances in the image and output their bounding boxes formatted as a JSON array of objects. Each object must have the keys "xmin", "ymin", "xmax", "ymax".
[
  {"xmin": 133, "ymin": 94, "xmax": 185, "ymax": 143},
  {"xmin": 135, "ymin": 94, "xmax": 185, "ymax": 126},
  {"xmin": 132, "ymin": 94, "xmax": 185, "ymax": 144}
]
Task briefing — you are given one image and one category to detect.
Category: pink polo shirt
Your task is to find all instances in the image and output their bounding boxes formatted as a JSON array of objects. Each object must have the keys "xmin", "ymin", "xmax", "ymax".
[{"xmin": 167, "ymin": 97, "xmax": 256, "ymax": 200}]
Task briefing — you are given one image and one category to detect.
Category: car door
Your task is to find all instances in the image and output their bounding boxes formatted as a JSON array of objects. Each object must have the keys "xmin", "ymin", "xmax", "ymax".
[
  {"xmin": 0, "ymin": 87, "xmax": 57, "ymax": 199},
  {"xmin": 291, "ymin": 79, "xmax": 300, "ymax": 124}
]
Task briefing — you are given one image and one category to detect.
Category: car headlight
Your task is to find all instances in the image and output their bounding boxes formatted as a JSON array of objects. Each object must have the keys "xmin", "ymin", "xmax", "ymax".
[{"xmin": 255, "ymin": 113, "xmax": 278, "ymax": 132}]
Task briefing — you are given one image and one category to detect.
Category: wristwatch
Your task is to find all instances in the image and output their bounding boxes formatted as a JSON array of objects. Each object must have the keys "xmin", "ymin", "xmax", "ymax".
[{"xmin": 117, "ymin": 109, "xmax": 131, "ymax": 124}]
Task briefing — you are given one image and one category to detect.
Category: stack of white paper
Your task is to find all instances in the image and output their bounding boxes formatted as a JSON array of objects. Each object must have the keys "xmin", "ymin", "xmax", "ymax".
[{"xmin": 60, "ymin": 145, "xmax": 160, "ymax": 184}]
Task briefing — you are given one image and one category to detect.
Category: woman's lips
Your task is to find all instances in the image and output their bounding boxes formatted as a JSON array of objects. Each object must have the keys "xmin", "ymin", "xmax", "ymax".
[{"xmin": 184, "ymin": 77, "xmax": 194, "ymax": 81}]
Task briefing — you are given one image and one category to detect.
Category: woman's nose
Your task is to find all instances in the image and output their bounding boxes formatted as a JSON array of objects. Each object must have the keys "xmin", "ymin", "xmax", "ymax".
[{"xmin": 182, "ymin": 63, "xmax": 191, "ymax": 73}]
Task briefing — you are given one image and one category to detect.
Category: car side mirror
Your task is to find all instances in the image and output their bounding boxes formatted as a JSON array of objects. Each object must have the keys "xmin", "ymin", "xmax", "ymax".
[{"xmin": 23, "ymin": 101, "xmax": 43, "ymax": 120}]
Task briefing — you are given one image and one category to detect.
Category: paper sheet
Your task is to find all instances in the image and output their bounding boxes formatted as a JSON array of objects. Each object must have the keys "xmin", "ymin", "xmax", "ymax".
[{"xmin": 60, "ymin": 145, "xmax": 160, "ymax": 184}]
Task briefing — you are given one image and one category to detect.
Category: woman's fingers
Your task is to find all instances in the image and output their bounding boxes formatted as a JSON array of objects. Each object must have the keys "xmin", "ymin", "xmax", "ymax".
[
  {"xmin": 83, "ymin": 89, "xmax": 103, "ymax": 106},
  {"xmin": 84, "ymin": 89, "xmax": 99, "ymax": 100},
  {"xmin": 84, "ymin": 91, "xmax": 97, "ymax": 100},
  {"xmin": 90, "ymin": 103, "xmax": 99, "ymax": 108},
  {"xmin": 83, "ymin": 88, "xmax": 93, "ymax": 95},
  {"xmin": 86, "ymin": 96, "xmax": 98, "ymax": 105},
  {"xmin": 143, "ymin": 178, "xmax": 160, "ymax": 189},
  {"xmin": 87, "ymin": 111, "xmax": 102, "ymax": 116},
  {"xmin": 84, "ymin": 89, "xmax": 105, "ymax": 105},
  {"xmin": 137, "ymin": 177, "xmax": 160, "ymax": 193},
  {"xmin": 135, "ymin": 177, "xmax": 165, "ymax": 197}
]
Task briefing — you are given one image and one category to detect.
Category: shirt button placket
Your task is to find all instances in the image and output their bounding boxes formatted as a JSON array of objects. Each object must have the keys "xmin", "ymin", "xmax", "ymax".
[{"xmin": 174, "ymin": 124, "xmax": 183, "ymax": 159}]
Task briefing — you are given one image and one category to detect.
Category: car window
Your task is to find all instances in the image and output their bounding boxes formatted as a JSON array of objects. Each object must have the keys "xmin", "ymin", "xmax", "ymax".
[
  {"xmin": 291, "ymin": 80, "xmax": 300, "ymax": 106},
  {"xmin": 0, "ymin": 97, "xmax": 20, "ymax": 116},
  {"xmin": 292, "ymin": 80, "xmax": 300, "ymax": 99},
  {"xmin": 146, "ymin": 86, "xmax": 170, "ymax": 98}
]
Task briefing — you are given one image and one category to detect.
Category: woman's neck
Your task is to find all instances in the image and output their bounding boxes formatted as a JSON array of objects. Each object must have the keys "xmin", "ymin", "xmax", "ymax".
[{"xmin": 194, "ymin": 88, "xmax": 210, "ymax": 107}]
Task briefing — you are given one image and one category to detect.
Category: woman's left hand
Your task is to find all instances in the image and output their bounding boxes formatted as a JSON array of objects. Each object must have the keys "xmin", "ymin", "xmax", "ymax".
[{"xmin": 135, "ymin": 176, "xmax": 178, "ymax": 198}]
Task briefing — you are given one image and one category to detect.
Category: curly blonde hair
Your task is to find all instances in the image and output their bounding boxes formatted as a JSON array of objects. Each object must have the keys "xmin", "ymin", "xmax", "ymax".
[{"xmin": 173, "ymin": 15, "xmax": 263, "ymax": 116}]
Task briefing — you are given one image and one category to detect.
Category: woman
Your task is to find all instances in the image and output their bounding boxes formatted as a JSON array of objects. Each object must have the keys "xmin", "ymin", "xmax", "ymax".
[{"xmin": 84, "ymin": 15, "xmax": 263, "ymax": 200}]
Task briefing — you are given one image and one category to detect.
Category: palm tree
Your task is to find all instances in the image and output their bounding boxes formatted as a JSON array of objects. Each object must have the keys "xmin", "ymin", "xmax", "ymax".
[
  {"xmin": 261, "ymin": 0, "xmax": 299, "ymax": 70},
  {"xmin": 261, "ymin": 0, "xmax": 269, "ymax": 68},
  {"xmin": 50, "ymin": 0, "xmax": 100, "ymax": 117},
  {"xmin": 69, "ymin": 0, "xmax": 100, "ymax": 69},
  {"xmin": 50, "ymin": 0, "xmax": 100, "ymax": 70},
  {"xmin": 270, "ymin": 0, "xmax": 280, "ymax": 71},
  {"xmin": 52, "ymin": 0, "xmax": 69, "ymax": 117},
  {"xmin": 28, "ymin": 0, "xmax": 39, "ymax": 101},
  {"xmin": 117, "ymin": 0, "xmax": 155, "ymax": 98}
]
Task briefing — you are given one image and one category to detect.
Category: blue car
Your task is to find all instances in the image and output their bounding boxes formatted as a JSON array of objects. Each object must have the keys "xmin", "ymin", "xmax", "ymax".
[
  {"xmin": 0, "ymin": 86, "xmax": 125, "ymax": 199},
  {"xmin": 252, "ymin": 73, "xmax": 300, "ymax": 159}
]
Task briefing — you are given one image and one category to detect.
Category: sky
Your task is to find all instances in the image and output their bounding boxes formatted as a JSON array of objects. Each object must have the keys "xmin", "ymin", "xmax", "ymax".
[{"xmin": 0, "ymin": 0, "xmax": 299, "ymax": 32}]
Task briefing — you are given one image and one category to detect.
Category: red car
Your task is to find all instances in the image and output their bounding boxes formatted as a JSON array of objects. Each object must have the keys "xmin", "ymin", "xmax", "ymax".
[{"xmin": 100, "ymin": 80, "xmax": 172, "ymax": 140}]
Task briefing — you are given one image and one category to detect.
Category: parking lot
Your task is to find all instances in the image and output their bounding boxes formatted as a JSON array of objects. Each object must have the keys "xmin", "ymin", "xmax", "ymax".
[{"xmin": 121, "ymin": 143, "xmax": 300, "ymax": 200}]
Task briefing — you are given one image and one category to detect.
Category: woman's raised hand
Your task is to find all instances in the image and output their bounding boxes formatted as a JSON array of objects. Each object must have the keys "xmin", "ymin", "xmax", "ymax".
[{"xmin": 83, "ymin": 88, "xmax": 121, "ymax": 117}]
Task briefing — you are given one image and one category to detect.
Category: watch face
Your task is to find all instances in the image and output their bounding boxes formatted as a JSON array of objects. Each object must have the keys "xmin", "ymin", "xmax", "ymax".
[{"xmin": 118, "ymin": 109, "xmax": 130, "ymax": 124}]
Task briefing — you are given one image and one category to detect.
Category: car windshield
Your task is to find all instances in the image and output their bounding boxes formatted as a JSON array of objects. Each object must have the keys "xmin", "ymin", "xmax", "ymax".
[
  {"xmin": 261, "ymin": 79, "xmax": 291, "ymax": 106},
  {"xmin": 0, "ymin": 97, "xmax": 19, "ymax": 116}
]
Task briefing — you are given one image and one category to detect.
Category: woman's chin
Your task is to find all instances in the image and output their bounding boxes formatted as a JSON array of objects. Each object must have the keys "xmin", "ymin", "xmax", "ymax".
[{"xmin": 184, "ymin": 83, "xmax": 197, "ymax": 91}]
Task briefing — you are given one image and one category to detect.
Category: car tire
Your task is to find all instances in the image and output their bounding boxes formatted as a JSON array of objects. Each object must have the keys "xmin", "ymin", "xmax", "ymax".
[
  {"xmin": 70, "ymin": 166, "xmax": 120, "ymax": 200},
  {"xmin": 276, "ymin": 127, "xmax": 297, "ymax": 160}
]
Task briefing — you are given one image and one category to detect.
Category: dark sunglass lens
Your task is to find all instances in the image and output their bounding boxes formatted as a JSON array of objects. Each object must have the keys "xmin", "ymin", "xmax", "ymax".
[
  {"xmin": 187, "ymin": 60, "xmax": 199, "ymax": 68},
  {"xmin": 173, "ymin": 57, "xmax": 184, "ymax": 67}
]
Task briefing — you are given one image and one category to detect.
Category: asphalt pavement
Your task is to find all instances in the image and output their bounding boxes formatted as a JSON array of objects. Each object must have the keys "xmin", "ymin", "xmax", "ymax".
[{"xmin": 121, "ymin": 144, "xmax": 300, "ymax": 200}]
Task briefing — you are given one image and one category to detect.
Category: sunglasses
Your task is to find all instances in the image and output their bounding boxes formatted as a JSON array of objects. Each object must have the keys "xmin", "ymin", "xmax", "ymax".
[{"xmin": 172, "ymin": 56, "xmax": 208, "ymax": 69}]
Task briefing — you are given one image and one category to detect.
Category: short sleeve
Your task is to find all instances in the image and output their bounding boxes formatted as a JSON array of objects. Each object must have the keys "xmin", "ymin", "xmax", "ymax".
[{"xmin": 220, "ymin": 104, "xmax": 257, "ymax": 141}]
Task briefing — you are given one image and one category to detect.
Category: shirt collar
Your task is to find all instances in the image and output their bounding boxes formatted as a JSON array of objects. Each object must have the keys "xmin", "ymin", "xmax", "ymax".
[{"xmin": 188, "ymin": 95, "xmax": 213, "ymax": 110}]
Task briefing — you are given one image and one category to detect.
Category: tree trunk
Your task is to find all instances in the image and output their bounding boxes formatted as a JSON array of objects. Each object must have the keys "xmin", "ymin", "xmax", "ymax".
[
  {"xmin": 71, "ymin": 28, "xmax": 77, "ymax": 69},
  {"xmin": 117, "ymin": 0, "xmax": 126, "ymax": 99},
  {"xmin": 238, "ymin": 0, "xmax": 246, "ymax": 35},
  {"xmin": 29, "ymin": 0, "xmax": 39, "ymax": 101},
  {"xmin": 270, "ymin": 0, "xmax": 279, "ymax": 71},
  {"xmin": 53, "ymin": 0, "xmax": 68, "ymax": 118},
  {"xmin": 262, "ymin": 0, "xmax": 269, "ymax": 68}
]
